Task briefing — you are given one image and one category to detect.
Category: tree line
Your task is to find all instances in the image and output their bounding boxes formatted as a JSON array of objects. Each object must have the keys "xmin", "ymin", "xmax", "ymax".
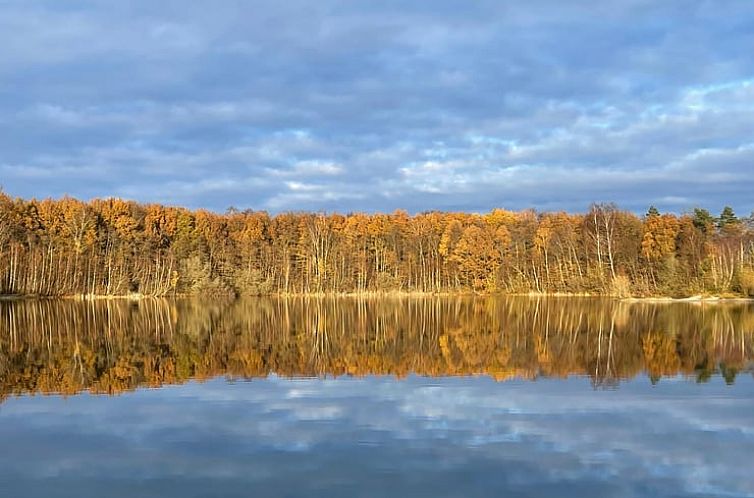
[
  {"xmin": 1, "ymin": 296, "xmax": 750, "ymax": 400},
  {"xmin": 1, "ymin": 191, "xmax": 753, "ymax": 297}
]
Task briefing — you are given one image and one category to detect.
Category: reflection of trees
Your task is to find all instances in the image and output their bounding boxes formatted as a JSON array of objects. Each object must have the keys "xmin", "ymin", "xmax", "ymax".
[{"xmin": 1, "ymin": 297, "xmax": 753, "ymax": 401}]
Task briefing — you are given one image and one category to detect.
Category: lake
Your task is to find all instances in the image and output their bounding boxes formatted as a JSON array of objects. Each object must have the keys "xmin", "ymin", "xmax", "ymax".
[{"xmin": 1, "ymin": 297, "xmax": 753, "ymax": 497}]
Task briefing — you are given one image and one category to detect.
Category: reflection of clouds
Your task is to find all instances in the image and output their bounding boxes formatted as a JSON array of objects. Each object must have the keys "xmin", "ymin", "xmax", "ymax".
[{"xmin": 0, "ymin": 375, "xmax": 753, "ymax": 497}]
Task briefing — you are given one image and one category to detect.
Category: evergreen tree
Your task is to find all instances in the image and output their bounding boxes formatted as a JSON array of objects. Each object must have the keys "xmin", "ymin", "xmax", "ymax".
[
  {"xmin": 692, "ymin": 208, "xmax": 715, "ymax": 233},
  {"xmin": 718, "ymin": 206, "xmax": 739, "ymax": 230}
]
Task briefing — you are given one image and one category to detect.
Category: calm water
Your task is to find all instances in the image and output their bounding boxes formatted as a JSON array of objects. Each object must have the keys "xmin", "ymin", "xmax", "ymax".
[{"xmin": 1, "ymin": 297, "xmax": 753, "ymax": 497}]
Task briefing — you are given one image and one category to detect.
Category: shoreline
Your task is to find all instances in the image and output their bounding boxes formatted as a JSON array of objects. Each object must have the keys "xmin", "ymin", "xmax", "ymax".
[
  {"xmin": 620, "ymin": 295, "xmax": 754, "ymax": 304},
  {"xmin": 1, "ymin": 291, "xmax": 752, "ymax": 303}
]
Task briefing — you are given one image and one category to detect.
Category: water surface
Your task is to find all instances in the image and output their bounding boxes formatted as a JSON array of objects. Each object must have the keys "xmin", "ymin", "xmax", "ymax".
[{"xmin": 0, "ymin": 297, "xmax": 752, "ymax": 497}]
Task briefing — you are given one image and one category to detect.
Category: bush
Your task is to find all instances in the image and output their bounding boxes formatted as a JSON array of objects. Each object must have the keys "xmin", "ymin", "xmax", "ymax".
[
  {"xmin": 610, "ymin": 274, "xmax": 632, "ymax": 298},
  {"xmin": 180, "ymin": 256, "xmax": 235, "ymax": 297},
  {"xmin": 234, "ymin": 268, "xmax": 272, "ymax": 296},
  {"xmin": 375, "ymin": 272, "xmax": 401, "ymax": 291},
  {"xmin": 738, "ymin": 267, "xmax": 754, "ymax": 297}
]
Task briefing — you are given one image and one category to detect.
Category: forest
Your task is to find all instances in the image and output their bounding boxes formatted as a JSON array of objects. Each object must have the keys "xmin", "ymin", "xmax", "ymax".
[{"xmin": 0, "ymin": 191, "xmax": 753, "ymax": 297}]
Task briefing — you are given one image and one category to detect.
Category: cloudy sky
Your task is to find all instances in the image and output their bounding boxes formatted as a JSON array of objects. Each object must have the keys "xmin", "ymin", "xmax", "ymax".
[{"xmin": 1, "ymin": 1, "xmax": 753, "ymax": 214}]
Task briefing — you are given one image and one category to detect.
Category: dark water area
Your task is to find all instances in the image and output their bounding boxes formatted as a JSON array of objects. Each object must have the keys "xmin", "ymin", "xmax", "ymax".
[{"xmin": 0, "ymin": 297, "xmax": 753, "ymax": 497}]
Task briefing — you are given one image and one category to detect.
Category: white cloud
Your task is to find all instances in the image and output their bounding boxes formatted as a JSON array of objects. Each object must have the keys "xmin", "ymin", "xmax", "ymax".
[{"xmin": 1, "ymin": 1, "xmax": 753, "ymax": 214}]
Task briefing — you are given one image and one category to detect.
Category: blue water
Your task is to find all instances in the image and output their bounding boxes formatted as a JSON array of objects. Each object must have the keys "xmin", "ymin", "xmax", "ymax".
[{"xmin": 1, "ymin": 374, "xmax": 752, "ymax": 498}]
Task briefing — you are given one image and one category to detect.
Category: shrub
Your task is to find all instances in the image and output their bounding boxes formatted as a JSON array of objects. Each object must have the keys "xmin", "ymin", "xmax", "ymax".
[{"xmin": 610, "ymin": 274, "xmax": 632, "ymax": 298}]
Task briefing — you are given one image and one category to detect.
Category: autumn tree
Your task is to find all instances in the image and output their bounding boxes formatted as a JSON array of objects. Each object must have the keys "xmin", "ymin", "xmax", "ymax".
[
  {"xmin": 641, "ymin": 209, "xmax": 680, "ymax": 293},
  {"xmin": 1, "ymin": 194, "xmax": 753, "ymax": 298},
  {"xmin": 451, "ymin": 225, "xmax": 500, "ymax": 291}
]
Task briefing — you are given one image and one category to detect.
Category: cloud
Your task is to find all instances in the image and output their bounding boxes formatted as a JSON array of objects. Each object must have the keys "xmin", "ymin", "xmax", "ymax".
[{"xmin": 0, "ymin": 1, "xmax": 753, "ymax": 214}]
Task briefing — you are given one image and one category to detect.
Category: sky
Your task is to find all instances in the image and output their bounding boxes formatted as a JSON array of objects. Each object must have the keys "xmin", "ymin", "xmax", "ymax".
[
  {"xmin": 0, "ymin": 1, "xmax": 753, "ymax": 215},
  {"xmin": 1, "ymin": 376, "xmax": 753, "ymax": 497}
]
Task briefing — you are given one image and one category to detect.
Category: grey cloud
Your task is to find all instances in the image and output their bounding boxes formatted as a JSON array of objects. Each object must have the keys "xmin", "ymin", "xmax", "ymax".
[{"xmin": 0, "ymin": 1, "xmax": 753, "ymax": 214}]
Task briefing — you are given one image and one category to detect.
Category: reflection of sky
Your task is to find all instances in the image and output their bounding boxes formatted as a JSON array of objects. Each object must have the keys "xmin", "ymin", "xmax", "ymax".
[{"xmin": 0, "ymin": 375, "xmax": 752, "ymax": 498}]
